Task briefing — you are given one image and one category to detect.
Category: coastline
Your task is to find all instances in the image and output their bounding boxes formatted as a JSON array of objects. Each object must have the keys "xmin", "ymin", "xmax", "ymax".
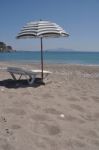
[
  {"xmin": 0, "ymin": 61, "xmax": 99, "ymax": 149},
  {"xmin": 1, "ymin": 51, "xmax": 99, "ymax": 65}
]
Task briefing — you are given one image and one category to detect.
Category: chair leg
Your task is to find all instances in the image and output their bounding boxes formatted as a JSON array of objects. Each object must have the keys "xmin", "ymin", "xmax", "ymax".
[
  {"xmin": 25, "ymin": 74, "xmax": 36, "ymax": 85},
  {"xmin": 18, "ymin": 74, "xmax": 22, "ymax": 80},
  {"xmin": 10, "ymin": 73, "xmax": 17, "ymax": 80},
  {"xmin": 10, "ymin": 73, "xmax": 22, "ymax": 80}
]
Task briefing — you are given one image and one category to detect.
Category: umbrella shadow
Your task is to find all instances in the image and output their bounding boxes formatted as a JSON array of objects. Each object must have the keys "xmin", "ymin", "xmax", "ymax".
[{"xmin": 0, "ymin": 78, "xmax": 45, "ymax": 89}]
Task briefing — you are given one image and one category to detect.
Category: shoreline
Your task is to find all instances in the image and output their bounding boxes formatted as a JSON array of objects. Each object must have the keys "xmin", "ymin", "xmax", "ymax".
[{"xmin": 1, "ymin": 60, "xmax": 99, "ymax": 66}]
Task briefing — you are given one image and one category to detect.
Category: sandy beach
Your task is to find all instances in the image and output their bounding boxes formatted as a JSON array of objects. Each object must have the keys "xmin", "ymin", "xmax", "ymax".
[{"xmin": 0, "ymin": 62, "xmax": 99, "ymax": 150}]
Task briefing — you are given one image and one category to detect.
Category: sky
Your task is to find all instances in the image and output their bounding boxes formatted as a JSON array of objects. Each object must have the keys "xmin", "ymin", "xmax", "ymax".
[{"xmin": 0, "ymin": 0, "xmax": 99, "ymax": 51}]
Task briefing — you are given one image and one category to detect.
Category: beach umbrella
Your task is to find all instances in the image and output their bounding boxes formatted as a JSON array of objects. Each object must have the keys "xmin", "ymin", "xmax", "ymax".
[{"xmin": 16, "ymin": 20, "xmax": 69, "ymax": 81}]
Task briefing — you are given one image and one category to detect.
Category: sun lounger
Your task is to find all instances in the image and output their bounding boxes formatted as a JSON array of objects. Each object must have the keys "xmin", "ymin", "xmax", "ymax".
[{"xmin": 6, "ymin": 67, "xmax": 52, "ymax": 85}]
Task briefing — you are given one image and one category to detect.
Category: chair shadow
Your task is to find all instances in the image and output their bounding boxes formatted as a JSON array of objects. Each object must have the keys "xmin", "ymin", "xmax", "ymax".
[{"xmin": 0, "ymin": 78, "xmax": 45, "ymax": 89}]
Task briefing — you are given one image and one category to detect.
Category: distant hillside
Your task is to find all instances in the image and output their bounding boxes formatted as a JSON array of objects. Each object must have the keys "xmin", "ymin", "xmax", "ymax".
[
  {"xmin": 45, "ymin": 48, "xmax": 75, "ymax": 52},
  {"xmin": 0, "ymin": 42, "xmax": 13, "ymax": 52}
]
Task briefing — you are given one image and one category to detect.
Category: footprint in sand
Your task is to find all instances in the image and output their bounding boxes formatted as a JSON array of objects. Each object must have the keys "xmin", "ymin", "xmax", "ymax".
[
  {"xmin": 8, "ymin": 95, "xmax": 14, "ymax": 99},
  {"xmin": 43, "ymin": 123, "xmax": 61, "ymax": 136},
  {"xmin": 81, "ymin": 96, "xmax": 89, "ymax": 101},
  {"xmin": 80, "ymin": 129, "xmax": 99, "ymax": 148},
  {"xmin": 44, "ymin": 108, "xmax": 61, "ymax": 115},
  {"xmin": 91, "ymin": 139, "xmax": 99, "ymax": 147},
  {"xmin": 64, "ymin": 114, "xmax": 85, "ymax": 124},
  {"xmin": 94, "ymin": 112, "xmax": 99, "ymax": 121},
  {"xmin": 81, "ymin": 111, "xmax": 99, "ymax": 122},
  {"xmin": 65, "ymin": 138, "xmax": 86, "ymax": 149},
  {"xmin": 3, "ymin": 108, "xmax": 26, "ymax": 116},
  {"xmin": 35, "ymin": 136, "xmax": 57, "ymax": 150},
  {"xmin": 31, "ymin": 114, "xmax": 61, "ymax": 136},
  {"xmin": 70, "ymin": 103, "xmax": 85, "ymax": 112},
  {"xmin": 67, "ymin": 97, "xmax": 80, "ymax": 102},
  {"xmin": 13, "ymin": 100, "xmax": 32, "ymax": 107},
  {"xmin": 34, "ymin": 122, "xmax": 61, "ymax": 136},
  {"xmin": 0, "ymin": 138, "xmax": 14, "ymax": 150},
  {"xmin": 83, "ymin": 129, "xmax": 99, "ymax": 139},
  {"xmin": 81, "ymin": 113, "xmax": 95, "ymax": 121},
  {"xmin": 11, "ymin": 124, "xmax": 21, "ymax": 130},
  {"xmin": 91, "ymin": 96, "xmax": 99, "ymax": 103},
  {"xmin": 42, "ymin": 93, "xmax": 54, "ymax": 99},
  {"xmin": 31, "ymin": 113, "xmax": 50, "ymax": 122}
]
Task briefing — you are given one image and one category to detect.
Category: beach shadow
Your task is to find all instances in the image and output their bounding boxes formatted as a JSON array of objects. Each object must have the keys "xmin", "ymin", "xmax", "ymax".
[{"xmin": 0, "ymin": 78, "xmax": 45, "ymax": 89}]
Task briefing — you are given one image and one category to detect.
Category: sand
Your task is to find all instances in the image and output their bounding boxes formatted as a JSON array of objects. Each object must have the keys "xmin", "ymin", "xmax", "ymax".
[{"xmin": 0, "ymin": 62, "xmax": 99, "ymax": 150}]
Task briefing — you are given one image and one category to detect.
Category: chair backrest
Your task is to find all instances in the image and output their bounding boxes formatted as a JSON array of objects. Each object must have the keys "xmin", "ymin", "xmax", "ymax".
[{"xmin": 7, "ymin": 67, "xmax": 25, "ymax": 74}]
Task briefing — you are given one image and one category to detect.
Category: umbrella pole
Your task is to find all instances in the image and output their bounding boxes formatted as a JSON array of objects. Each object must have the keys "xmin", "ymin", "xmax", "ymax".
[{"xmin": 40, "ymin": 37, "xmax": 43, "ymax": 81}]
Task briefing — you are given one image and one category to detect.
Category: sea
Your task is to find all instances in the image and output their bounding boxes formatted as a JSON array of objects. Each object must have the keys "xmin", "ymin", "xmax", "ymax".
[{"xmin": 0, "ymin": 51, "xmax": 99, "ymax": 65}]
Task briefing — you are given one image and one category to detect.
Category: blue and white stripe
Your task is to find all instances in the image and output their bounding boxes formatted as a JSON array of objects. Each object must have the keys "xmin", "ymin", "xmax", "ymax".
[{"xmin": 17, "ymin": 21, "xmax": 69, "ymax": 38}]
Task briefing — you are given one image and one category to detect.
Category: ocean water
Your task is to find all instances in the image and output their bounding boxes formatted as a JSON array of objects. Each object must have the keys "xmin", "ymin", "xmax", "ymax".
[{"xmin": 0, "ymin": 51, "xmax": 99, "ymax": 65}]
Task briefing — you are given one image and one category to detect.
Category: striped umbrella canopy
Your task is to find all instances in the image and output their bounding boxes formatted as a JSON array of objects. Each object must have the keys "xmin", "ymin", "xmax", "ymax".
[{"xmin": 16, "ymin": 20, "xmax": 69, "ymax": 81}]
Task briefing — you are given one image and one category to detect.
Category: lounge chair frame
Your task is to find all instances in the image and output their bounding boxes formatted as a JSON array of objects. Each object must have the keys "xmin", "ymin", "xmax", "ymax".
[{"xmin": 7, "ymin": 67, "xmax": 51, "ymax": 85}]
